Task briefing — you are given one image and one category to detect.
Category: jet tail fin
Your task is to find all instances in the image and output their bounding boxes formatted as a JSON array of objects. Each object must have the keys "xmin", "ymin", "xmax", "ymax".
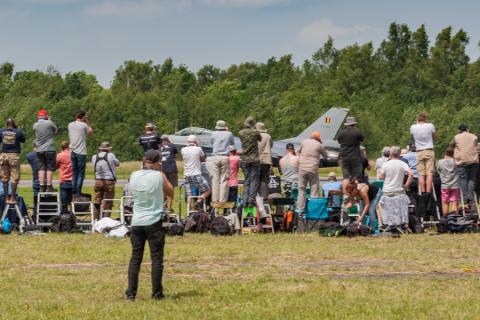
[{"xmin": 296, "ymin": 107, "xmax": 349, "ymax": 141}]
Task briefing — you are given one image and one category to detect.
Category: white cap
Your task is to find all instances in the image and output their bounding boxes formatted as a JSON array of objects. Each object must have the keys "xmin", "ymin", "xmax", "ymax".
[{"xmin": 187, "ymin": 135, "xmax": 197, "ymax": 143}]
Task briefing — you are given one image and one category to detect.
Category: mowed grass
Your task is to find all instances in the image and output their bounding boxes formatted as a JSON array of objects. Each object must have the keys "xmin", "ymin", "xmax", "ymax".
[{"xmin": 0, "ymin": 233, "xmax": 479, "ymax": 319}]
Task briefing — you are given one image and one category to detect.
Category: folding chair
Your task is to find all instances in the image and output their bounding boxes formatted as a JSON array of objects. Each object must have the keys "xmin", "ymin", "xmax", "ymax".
[
  {"xmin": 340, "ymin": 201, "xmax": 360, "ymax": 226},
  {"xmin": 100, "ymin": 198, "xmax": 122, "ymax": 219},
  {"xmin": 303, "ymin": 198, "xmax": 329, "ymax": 231},
  {"xmin": 120, "ymin": 196, "xmax": 133, "ymax": 225}
]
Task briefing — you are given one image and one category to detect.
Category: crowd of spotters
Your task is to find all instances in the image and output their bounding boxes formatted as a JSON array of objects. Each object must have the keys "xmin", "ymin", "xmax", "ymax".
[{"xmin": 1, "ymin": 109, "xmax": 479, "ymax": 232}]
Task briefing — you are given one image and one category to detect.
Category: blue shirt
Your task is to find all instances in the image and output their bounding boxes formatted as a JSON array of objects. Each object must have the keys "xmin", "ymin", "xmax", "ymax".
[
  {"xmin": 403, "ymin": 151, "xmax": 418, "ymax": 178},
  {"xmin": 211, "ymin": 130, "xmax": 235, "ymax": 155},
  {"xmin": 322, "ymin": 181, "xmax": 342, "ymax": 207},
  {"xmin": 0, "ymin": 128, "xmax": 25, "ymax": 153},
  {"xmin": 130, "ymin": 170, "xmax": 164, "ymax": 226}
]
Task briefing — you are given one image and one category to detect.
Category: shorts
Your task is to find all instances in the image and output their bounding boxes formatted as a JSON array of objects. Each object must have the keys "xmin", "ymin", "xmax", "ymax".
[
  {"xmin": 37, "ymin": 151, "xmax": 57, "ymax": 171},
  {"xmin": 0, "ymin": 153, "xmax": 21, "ymax": 183},
  {"xmin": 165, "ymin": 172, "xmax": 178, "ymax": 188},
  {"xmin": 441, "ymin": 189, "xmax": 460, "ymax": 203},
  {"xmin": 341, "ymin": 160, "xmax": 363, "ymax": 180},
  {"xmin": 184, "ymin": 174, "xmax": 210, "ymax": 198},
  {"xmin": 416, "ymin": 149, "xmax": 435, "ymax": 176}
]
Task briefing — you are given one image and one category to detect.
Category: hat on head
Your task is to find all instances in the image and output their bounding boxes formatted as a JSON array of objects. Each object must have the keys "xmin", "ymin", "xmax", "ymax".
[
  {"xmin": 244, "ymin": 116, "xmax": 256, "ymax": 128},
  {"xmin": 144, "ymin": 149, "xmax": 161, "ymax": 163},
  {"xmin": 98, "ymin": 141, "xmax": 112, "ymax": 151},
  {"xmin": 328, "ymin": 172, "xmax": 337, "ymax": 179},
  {"xmin": 187, "ymin": 135, "xmax": 197, "ymax": 144},
  {"xmin": 255, "ymin": 122, "xmax": 267, "ymax": 133},
  {"xmin": 37, "ymin": 109, "xmax": 48, "ymax": 120},
  {"xmin": 311, "ymin": 131, "xmax": 321, "ymax": 140},
  {"xmin": 344, "ymin": 116, "xmax": 358, "ymax": 126},
  {"xmin": 215, "ymin": 120, "xmax": 227, "ymax": 130},
  {"xmin": 458, "ymin": 123, "xmax": 468, "ymax": 131}
]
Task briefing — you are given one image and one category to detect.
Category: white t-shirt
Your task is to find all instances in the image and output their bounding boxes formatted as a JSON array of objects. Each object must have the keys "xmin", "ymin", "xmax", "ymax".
[
  {"xmin": 181, "ymin": 145, "xmax": 205, "ymax": 177},
  {"xmin": 380, "ymin": 159, "xmax": 411, "ymax": 193},
  {"xmin": 410, "ymin": 123, "xmax": 435, "ymax": 151}
]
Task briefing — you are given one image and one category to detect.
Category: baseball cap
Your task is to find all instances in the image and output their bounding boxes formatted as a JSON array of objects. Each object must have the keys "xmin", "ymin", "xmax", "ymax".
[{"xmin": 37, "ymin": 109, "xmax": 48, "ymax": 120}]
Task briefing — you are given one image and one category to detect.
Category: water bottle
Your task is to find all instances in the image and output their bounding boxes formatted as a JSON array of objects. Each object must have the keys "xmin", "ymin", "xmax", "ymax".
[{"xmin": 2, "ymin": 218, "xmax": 11, "ymax": 234}]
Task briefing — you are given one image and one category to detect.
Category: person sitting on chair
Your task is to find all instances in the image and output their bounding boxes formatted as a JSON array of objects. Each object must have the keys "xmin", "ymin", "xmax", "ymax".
[
  {"xmin": 378, "ymin": 146, "xmax": 413, "ymax": 230},
  {"xmin": 322, "ymin": 172, "xmax": 342, "ymax": 207}
]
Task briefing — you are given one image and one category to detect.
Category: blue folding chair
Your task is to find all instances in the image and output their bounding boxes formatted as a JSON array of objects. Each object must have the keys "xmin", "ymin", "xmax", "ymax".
[{"xmin": 303, "ymin": 198, "xmax": 329, "ymax": 232}]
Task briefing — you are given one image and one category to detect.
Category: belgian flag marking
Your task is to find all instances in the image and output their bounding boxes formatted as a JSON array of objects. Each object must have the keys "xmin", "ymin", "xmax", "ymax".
[{"xmin": 325, "ymin": 116, "xmax": 331, "ymax": 124}]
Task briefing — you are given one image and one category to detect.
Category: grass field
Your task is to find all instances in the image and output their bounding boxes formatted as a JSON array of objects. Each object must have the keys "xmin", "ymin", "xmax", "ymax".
[{"xmin": 1, "ymin": 232, "xmax": 480, "ymax": 319}]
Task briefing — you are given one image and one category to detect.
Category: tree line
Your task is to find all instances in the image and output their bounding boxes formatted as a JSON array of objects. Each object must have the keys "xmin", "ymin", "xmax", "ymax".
[{"xmin": 0, "ymin": 22, "xmax": 479, "ymax": 161}]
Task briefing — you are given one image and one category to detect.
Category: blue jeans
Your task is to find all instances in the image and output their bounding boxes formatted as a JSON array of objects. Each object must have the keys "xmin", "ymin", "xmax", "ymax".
[
  {"xmin": 241, "ymin": 161, "xmax": 260, "ymax": 207},
  {"xmin": 33, "ymin": 179, "xmax": 40, "ymax": 213},
  {"xmin": 60, "ymin": 181, "xmax": 73, "ymax": 212},
  {"xmin": 456, "ymin": 163, "xmax": 478, "ymax": 203},
  {"xmin": 359, "ymin": 189, "xmax": 381, "ymax": 228},
  {"xmin": 71, "ymin": 152, "xmax": 87, "ymax": 196}
]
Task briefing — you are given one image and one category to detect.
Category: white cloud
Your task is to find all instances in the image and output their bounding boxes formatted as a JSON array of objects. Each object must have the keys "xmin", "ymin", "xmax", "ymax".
[
  {"xmin": 84, "ymin": 0, "xmax": 289, "ymax": 17},
  {"xmin": 298, "ymin": 19, "xmax": 376, "ymax": 46},
  {"xmin": 202, "ymin": 0, "xmax": 289, "ymax": 7}
]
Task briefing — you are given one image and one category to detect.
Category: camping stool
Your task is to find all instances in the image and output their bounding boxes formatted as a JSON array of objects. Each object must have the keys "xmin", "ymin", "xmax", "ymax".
[
  {"xmin": 100, "ymin": 198, "xmax": 122, "ymax": 219},
  {"xmin": 186, "ymin": 196, "xmax": 207, "ymax": 217},
  {"xmin": 36, "ymin": 192, "xmax": 61, "ymax": 226},
  {"xmin": 211, "ymin": 201, "xmax": 236, "ymax": 216},
  {"xmin": 71, "ymin": 200, "xmax": 94, "ymax": 230},
  {"xmin": 120, "ymin": 196, "xmax": 133, "ymax": 225}
]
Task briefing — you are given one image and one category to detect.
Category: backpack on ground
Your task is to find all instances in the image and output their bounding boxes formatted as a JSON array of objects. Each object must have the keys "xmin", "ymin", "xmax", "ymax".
[
  {"xmin": 167, "ymin": 223, "xmax": 184, "ymax": 236},
  {"xmin": 50, "ymin": 212, "xmax": 76, "ymax": 233},
  {"xmin": 346, "ymin": 223, "xmax": 371, "ymax": 237},
  {"xmin": 318, "ymin": 221, "xmax": 344, "ymax": 237},
  {"xmin": 408, "ymin": 214, "xmax": 424, "ymax": 234},
  {"xmin": 93, "ymin": 217, "xmax": 129, "ymax": 237},
  {"xmin": 437, "ymin": 214, "xmax": 477, "ymax": 233},
  {"xmin": 184, "ymin": 211, "xmax": 210, "ymax": 233},
  {"xmin": 210, "ymin": 216, "xmax": 232, "ymax": 236}
]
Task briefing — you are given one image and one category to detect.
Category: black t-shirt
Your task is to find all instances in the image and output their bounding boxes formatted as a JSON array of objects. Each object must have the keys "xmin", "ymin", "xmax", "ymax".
[
  {"xmin": 268, "ymin": 175, "xmax": 282, "ymax": 195},
  {"xmin": 139, "ymin": 133, "xmax": 161, "ymax": 152},
  {"xmin": 0, "ymin": 128, "xmax": 26, "ymax": 153},
  {"xmin": 337, "ymin": 127, "xmax": 364, "ymax": 162},
  {"xmin": 366, "ymin": 183, "xmax": 379, "ymax": 202},
  {"xmin": 160, "ymin": 143, "xmax": 178, "ymax": 173}
]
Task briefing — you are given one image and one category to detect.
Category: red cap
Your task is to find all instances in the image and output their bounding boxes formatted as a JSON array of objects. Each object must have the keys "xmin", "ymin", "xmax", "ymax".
[{"xmin": 37, "ymin": 109, "xmax": 48, "ymax": 120}]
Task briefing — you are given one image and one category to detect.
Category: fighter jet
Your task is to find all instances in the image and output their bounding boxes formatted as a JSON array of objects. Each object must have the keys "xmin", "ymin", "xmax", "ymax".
[{"xmin": 167, "ymin": 107, "xmax": 349, "ymax": 167}]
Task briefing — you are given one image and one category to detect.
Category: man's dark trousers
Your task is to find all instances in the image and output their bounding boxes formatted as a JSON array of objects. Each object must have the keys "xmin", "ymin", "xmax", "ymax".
[{"xmin": 126, "ymin": 220, "xmax": 165, "ymax": 299}]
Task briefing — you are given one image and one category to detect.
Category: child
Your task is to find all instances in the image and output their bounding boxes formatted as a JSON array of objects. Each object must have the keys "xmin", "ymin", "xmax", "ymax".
[{"xmin": 437, "ymin": 149, "xmax": 459, "ymax": 215}]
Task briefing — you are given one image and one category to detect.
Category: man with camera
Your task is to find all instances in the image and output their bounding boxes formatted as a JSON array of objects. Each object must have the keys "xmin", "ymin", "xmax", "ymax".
[
  {"xmin": 125, "ymin": 149, "xmax": 173, "ymax": 302},
  {"xmin": 68, "ymin": 110, "xmax": 93, "ymax": 199}
]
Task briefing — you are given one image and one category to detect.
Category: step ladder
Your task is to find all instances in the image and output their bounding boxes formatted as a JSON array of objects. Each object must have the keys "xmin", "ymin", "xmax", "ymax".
[
  {"xmin": 1, "ymin": 202, "xmax": 25, "ymax": 231},
  {"xmin": 71, "ymin": 200, "xmax": 94, "ymax": 230},
  {"xmin": 36, "ymin": 192, "xmax": 61, "ymax": 226},
  {"xmin": 120, "ymin": 196, "xmax": 133, "ymax": 225},
  {"xmin": 100, "ymin": 198, "xmax": 122, "ymax": 219}
]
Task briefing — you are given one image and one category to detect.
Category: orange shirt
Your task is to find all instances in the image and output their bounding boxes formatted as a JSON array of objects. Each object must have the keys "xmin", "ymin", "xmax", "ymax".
[{"xmin": 56, "ymin": 150, "xmax": 73, "ymax": 182}]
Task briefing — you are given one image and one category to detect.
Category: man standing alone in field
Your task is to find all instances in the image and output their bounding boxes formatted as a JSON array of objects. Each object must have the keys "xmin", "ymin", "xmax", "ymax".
[
  {"xmin": 125, "ymin": 150, "xmax": 173, "ymax": 302},
  {"xmin": 68, "ymin": 110, "xmax": 93, "ymax": 199},
  {"xmin": 410, "ymin": 112, "xmax": 436, "ymax": 193}
]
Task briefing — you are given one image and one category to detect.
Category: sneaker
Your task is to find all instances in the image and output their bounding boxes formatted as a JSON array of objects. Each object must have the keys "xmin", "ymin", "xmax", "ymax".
[
  {"xmin": 152, "ymin": 294, "xmax": 165, "ymax": 301},
  {"xmin": 46, "ymin": 185, "xmax": 57, "ymax": 192},
  {"xmin": 125, "ymin": 295, "xmax": 135, "ymax": 302}
]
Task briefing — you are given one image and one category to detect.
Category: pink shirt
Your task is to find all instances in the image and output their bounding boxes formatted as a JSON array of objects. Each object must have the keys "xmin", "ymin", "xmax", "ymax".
[
  {"xmin": 56, "ymin": 150, "xmax": 73, "ymax": 183},
  {"xmin": 229, "ymin": 155, "xmax": 240, "ymax": 187}
]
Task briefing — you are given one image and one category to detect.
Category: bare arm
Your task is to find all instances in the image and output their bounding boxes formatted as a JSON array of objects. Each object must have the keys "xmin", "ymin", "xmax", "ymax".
[
  {"xmin": 161, "ymin": 172, "xmax": 174, "ymax": 200},
  {"xmin": 404, "ymin": 169, "xmax": 413, "ymax": 190}
]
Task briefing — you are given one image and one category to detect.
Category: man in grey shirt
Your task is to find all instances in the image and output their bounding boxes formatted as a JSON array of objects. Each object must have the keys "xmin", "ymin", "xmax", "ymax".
[
  {"xmin": 92, "ymin": 141, "xmax": 120, "ymax": 220},
  {"xmin": 33, "ymin": 109, "xmax": 58, "ymax": 192},
  {"xmin": 68, "ymin": 110, "xmax": 93, "ymax": 198},
  {"xmin": 210, "ymin": 120, "xmax": 235, "ymax": 203}
]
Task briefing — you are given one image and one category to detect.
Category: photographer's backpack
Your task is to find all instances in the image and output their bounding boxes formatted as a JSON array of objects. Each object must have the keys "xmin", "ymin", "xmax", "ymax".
[{"xmin": 210, "ymin": 216, "xmax": 232, "ymax": 236}]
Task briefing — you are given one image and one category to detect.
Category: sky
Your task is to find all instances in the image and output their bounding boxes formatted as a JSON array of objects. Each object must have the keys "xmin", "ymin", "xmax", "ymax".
[{"xmin": 0, "ymin": 0, "xmax": 479, "ymax": 87}]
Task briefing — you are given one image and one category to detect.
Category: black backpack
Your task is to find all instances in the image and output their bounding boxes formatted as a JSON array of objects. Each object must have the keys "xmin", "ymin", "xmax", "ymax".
[
  {"xmin": 210, "ymin": 216, "xmax": 232, "ymax": 236},
  {"xmin": 408, "ymin": 214, "xmax": 424, "ymax": 234},
  {"xmin": 167, "ymin": 224, "xmax": 185, "ymax": 236},
  {"xmin": 50, "ymin": 212, "xmax": 77, "ymax": 233},
  {"xmin": 318, "ymin": 222, "xmax": 345, "ymax": 237},
  {"xmin": 346, "ymin": 223, "xmax": 371, "ymax": 237},
  {"xmin": 184, "ymin": 211, "xmax": 210, "ymax": 233}
]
